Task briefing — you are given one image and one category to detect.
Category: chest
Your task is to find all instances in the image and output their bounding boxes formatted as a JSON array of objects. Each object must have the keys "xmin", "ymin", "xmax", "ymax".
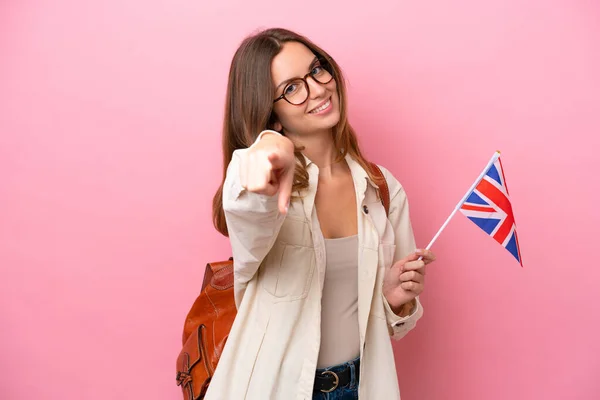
[{"xmin": 314, "ymin": 173, "xmax": 357, "ymax": 239}]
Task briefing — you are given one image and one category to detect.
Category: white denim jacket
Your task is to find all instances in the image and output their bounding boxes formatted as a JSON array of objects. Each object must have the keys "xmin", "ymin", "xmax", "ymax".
[{"xmin": 205, "ymin": 135, "xmax": 423, "ymax": 400}]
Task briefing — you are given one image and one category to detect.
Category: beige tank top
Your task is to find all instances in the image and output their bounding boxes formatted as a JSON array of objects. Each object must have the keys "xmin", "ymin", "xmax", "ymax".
[{"xmin": 317, "ymin": 234, "xmax": 360, "ymax": 368}]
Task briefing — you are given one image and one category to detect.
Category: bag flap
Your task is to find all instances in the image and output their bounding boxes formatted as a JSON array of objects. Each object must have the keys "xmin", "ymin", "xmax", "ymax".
[
  {"xmin": 177, "ymin": 325, "xmax": 203, "ymax": 374},
  {"xmin": 176, "ymin": 325, "xmax": 210, "ymax": 400}
]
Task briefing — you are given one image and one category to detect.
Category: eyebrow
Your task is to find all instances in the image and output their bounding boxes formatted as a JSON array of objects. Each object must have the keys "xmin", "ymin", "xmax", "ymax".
[{"xmin": 275, "ymin": 56, "xmax": 320, "ymax": 91}]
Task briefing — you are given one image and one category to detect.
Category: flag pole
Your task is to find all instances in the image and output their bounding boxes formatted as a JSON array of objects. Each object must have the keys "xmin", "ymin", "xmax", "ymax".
[{"xmin": 420, "ymin": 151, "xmax": 502, "ymax": 255}]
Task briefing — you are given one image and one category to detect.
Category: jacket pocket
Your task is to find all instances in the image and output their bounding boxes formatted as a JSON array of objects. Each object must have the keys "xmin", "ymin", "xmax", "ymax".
[
  {"xmin": 258, "ymin": 242, "xmax": 315, "ymax": 302},
  {"xmin": 276, "ymin": 214, "xmax": 313, "ymax": 247}
]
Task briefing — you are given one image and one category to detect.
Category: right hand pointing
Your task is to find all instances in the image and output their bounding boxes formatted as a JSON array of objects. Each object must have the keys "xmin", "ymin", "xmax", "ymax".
[{"xmin": 240, "ymin": 131, "xmax": 295, "ymax": 214}]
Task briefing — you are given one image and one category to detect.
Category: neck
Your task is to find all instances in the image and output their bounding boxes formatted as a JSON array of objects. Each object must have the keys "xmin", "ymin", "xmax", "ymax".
[
  {"xmin": 285, "ymin": 129, "xmax": 341, "ymax": 169},
  {"xmin": 286, "ymin": 130, "xmax": 347, "ymax": 182}
]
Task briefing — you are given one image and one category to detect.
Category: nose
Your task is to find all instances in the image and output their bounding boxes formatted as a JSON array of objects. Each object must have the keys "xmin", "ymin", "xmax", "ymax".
[{"xmin": 306, "ymin": 76, "xmax": 327, "ymax": 99}]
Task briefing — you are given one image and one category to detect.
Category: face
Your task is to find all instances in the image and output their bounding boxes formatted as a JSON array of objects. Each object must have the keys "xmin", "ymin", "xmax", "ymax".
[{"xmin": 270, "ymin": 41, "xmax": 340, "ymax": 137}]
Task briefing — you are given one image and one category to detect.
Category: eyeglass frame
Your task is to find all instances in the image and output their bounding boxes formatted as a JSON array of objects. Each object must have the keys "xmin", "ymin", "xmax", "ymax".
[{"xmin": 272, "ymin": 58, "xmax": 335, "ymax": 106}]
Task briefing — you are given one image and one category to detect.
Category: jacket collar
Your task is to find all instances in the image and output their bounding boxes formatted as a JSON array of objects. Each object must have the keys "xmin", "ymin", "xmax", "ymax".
[{"xmin": 301, "ymin": 152, "xmax": 379, "ymax": 194}]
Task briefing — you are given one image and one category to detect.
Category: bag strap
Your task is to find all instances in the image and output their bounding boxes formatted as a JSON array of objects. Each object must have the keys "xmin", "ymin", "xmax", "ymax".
[{"xmin": 369, "ymin": 162, "xmax": 390, "ymax": 217}]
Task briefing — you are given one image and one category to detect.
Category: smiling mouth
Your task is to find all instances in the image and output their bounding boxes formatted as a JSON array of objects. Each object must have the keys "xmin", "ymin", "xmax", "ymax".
[{"xmin": 308, "ymin": 98, "xmax": 331, "ymax": 114}]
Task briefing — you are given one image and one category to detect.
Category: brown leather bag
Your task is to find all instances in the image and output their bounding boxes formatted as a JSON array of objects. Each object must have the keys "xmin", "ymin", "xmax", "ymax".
[
  {"xmin": 175, "ymin": 259, "xmax": 236, "ymax": 400},
  {"xmin": 175, "ymin": 163, "xmax": 389, "ymax": 400}
]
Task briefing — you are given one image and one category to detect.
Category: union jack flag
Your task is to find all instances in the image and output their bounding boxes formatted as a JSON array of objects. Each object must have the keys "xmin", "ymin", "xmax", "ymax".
[{"xmin": 459, "ymin": 156, "xmax": 523, "ymax": 266}]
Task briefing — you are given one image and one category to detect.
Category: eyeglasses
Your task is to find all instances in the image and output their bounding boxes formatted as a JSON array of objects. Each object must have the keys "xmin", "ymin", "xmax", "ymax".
[{"xmin": 273, "ymin": 60, "xmax": 334, "ymax": 106}]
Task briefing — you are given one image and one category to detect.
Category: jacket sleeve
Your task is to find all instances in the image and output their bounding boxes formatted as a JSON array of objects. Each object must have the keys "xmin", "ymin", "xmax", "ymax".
[
  {"xmin": 222, "ymin": 139, "xmax": 287, "ymax": 306},
  {"xmin": 379, "ymin": 165, "xmax": 424, "ymax": 340}
]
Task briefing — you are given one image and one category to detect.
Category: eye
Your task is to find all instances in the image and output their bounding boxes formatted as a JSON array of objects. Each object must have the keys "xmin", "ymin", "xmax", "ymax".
[
  {"xmin": 311, "ymin": 65, "xmax": 324, "ymax": 76},
  {"xmin": 284, "ymin": 82, "xmax": 299, "ymax": 95}
]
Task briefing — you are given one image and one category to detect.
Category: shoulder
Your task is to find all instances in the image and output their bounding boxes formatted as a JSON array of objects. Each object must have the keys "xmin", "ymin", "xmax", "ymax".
[{"xmin": 371, "ymin": 163, "xmax": 407, "ymax": 200}]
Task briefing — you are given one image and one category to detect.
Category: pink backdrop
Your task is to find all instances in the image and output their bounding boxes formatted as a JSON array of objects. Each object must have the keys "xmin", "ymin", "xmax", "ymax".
[{"xmin": 1, "ymin": 1, "xmax": 599, "ymax": 399}]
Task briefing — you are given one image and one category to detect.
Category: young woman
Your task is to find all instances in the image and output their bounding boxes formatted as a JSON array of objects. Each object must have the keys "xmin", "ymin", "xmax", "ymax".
[{"xmin": 208, "ymin": 28, "xmax": 436, "ymax": 400}]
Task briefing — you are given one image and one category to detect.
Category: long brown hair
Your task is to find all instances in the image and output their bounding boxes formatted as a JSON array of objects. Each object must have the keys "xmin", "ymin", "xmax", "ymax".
[{"xmin": 213, "ymin": 28, "xmax": 382, "ymax": 236}]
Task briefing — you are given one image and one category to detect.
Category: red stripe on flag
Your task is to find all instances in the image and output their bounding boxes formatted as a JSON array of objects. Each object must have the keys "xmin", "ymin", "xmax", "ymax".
[
  {"xmin": 461, "ymin": 204, "xmax": 496, "ymax": 213},
  {"xmin": 476, "ymin": 179, "xmax": 515, "ymax": 244},
  {"xmin": 497, "ymin": 158, "xmax": 511, "ymax": 196},
  {"xmin": 513, "ymin": 229, "xmax": 524, "ymax": 267}
]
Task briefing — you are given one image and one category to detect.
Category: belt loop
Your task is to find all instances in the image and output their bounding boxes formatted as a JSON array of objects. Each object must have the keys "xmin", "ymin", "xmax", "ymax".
[{"xmin": 350, "ymin": 361, "xmax": 357, "ymax": 388}]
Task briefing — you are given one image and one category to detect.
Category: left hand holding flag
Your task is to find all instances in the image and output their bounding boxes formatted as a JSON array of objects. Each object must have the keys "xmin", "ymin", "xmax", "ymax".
[{"xmin": 383, "ymin": 249, "xmax": 436, "ymax": 316}]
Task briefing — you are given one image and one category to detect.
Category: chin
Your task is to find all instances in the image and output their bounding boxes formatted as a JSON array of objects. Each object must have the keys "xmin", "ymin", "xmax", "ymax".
[{"xmin": 325, "ymin": 114, "xmax": 341, "ymax": 130}]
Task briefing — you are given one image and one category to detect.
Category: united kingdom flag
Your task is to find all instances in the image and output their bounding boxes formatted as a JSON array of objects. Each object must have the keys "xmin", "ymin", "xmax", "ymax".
[{"xmin": 459, "ymin": 156, "xmax": 523, "ymax": 266}]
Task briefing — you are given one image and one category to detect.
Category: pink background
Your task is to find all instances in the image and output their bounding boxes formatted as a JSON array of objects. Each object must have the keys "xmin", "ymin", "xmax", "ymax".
[{"xmin": 1, "ymin": 1, "xmax": 599, "ymax": 399}]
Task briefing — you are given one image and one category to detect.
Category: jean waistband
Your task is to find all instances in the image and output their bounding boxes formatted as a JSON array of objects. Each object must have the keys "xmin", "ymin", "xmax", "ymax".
[
  {"xmin": 315, "ymin": 355, "xmax": 360, "ymax": 374},
  {"xmin": 314, "ymin": 355, "xmax": 360, "ymax": 392}
]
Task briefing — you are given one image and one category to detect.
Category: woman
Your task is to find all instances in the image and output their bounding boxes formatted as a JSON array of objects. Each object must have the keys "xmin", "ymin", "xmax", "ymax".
[{"xmin": 208, "ymin": 28, "xmax": 436, "ymax": 400}]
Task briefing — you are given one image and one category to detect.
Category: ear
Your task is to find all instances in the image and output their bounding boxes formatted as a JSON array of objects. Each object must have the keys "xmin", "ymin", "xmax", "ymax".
[{"xmin": 268, "ymin": 111, "xmax": 283, "ymax": 133}]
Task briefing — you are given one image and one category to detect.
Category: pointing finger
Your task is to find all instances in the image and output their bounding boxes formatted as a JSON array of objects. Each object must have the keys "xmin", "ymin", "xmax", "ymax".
[{"xmin": 277, "ymin": 166, "xmax": 294, "ymax": 214}]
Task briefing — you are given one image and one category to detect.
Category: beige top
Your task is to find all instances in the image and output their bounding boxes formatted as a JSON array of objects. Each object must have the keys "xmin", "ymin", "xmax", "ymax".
[{"xmin": 317, "ymin": 234, "xmax": 361, "ymax": 368}]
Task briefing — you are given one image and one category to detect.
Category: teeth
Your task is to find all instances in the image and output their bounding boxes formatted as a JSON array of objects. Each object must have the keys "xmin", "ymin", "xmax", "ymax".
[{"xmin": 310, "ymin": 99, "xmax": 330, "ymax": 114}]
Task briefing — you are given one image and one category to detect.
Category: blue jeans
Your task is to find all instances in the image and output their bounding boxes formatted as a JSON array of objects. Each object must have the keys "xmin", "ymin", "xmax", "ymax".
[{"xmin": 312, "ymin": 357, "xmax": 359, "ymax": 400}]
